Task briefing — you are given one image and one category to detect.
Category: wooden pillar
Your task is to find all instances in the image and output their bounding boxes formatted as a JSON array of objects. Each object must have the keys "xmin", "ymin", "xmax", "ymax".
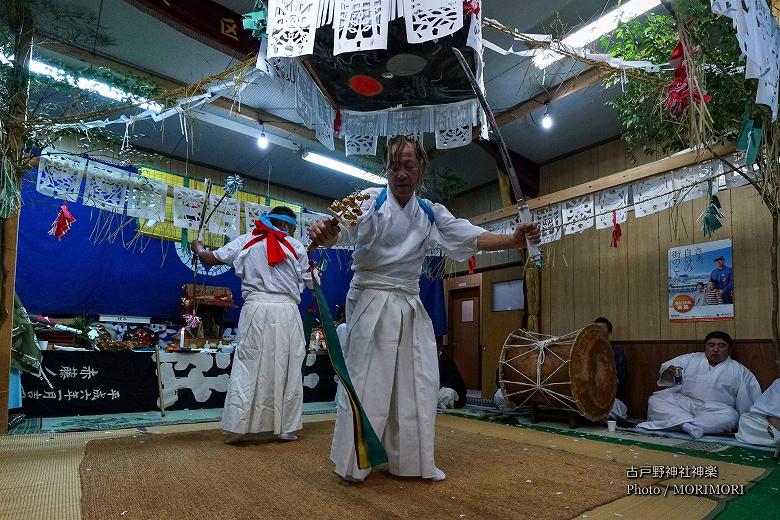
[
  {"xmin": 0, "ymin": 213, "xmax": 21, "ymax": 433},
  {"xmin": 1, "ymin": 0, "xmax": 33, "ymax": 434}
]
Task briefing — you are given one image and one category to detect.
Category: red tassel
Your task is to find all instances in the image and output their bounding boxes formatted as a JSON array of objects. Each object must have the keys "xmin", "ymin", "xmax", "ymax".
[
  {"xmin": 468, "ymin": 255, "xmax": 476, "ymax": 274},
  {"xmin": 610, "ymin": 209, "xmax": 622, "ymax": 248},
  {"xmin": 48, "ymin": 203, "xmax": 76, "ymax": 240},
  {"xmin": 333, "ymin": 110, "xmax": 342, "ymax": 134}
]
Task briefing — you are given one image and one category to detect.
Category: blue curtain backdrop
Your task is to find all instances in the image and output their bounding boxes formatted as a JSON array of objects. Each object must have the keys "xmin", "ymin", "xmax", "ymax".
[{"xmin": 17, "ymin": 164, "xmax": 446, "ymax": 335}]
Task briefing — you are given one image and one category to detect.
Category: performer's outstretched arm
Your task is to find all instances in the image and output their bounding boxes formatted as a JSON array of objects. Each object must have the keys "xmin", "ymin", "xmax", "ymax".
[
  {"xmin": 477, "ymin": 222, "xmax": 541, "ymax": 252},
  {"xmin": 190, "ymin": 239, "xmax": 224, "ymax": 266}
]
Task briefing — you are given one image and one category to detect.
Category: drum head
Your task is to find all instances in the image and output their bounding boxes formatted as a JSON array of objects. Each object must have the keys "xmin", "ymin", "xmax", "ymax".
[{"xmin": 570, "ymin": 324, "xmax": 617, "ymax": 421}]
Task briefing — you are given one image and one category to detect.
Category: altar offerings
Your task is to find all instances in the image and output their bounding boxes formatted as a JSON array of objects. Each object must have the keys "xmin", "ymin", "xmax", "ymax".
[{"xmin": 498, "ymin": 325, "xmax": 616, "ymax": 421}]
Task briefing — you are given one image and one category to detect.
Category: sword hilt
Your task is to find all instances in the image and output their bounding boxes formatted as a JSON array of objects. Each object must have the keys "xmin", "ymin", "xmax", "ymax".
[{"xmin": 517, "ymin": 206, "xmax": 544, "ymax": 268}]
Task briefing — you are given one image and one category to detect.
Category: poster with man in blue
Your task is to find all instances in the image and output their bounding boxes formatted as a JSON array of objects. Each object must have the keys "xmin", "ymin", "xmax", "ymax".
[{"xmin": 668, "ymin": 239, "xmax": 734, "ymax": 322}]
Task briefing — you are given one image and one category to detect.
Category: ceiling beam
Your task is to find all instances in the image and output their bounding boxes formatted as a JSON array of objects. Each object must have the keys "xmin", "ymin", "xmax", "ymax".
[
  {"xmin": 495, "ymin": 66, "xmax": 608, "ymax": 127},
  {"xmin": 37, "ymin": 41, "xmax": 343, "ymax": 150}
]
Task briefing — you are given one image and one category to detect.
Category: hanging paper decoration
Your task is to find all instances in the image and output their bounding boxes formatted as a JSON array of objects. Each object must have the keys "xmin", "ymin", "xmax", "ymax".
[
  {"xmin": 48, "ymin": 203, "xmax": 76, "ymax": 240},
  {"xmin": 699, "ymin": 180, "xmax": 724, "ymax": 237},
  {"xmin": 531, "ymin": 204, "xmax": 562, "ymax": 245},
  {"xmin": 434, "ymin": 125, "xmax": 472, "ymax": 149},
  {"xmin": 468, "ymin": 255, "xmax": 476, "ymax": 274},
  {"xmin": 632, "ymin": 174, "xmax": 674, "ymax": 217},
  {"xmin": 126, "ymin": 176, "xmax": 167, "ymax": 222},
  {"xmin": 595, "ymin": 186, "xmax": 629, "ymax": 230},
  {"xmin": 333, "ymin": 0, "xmax": 389, "ymax": 55},
  {"xmin": 208, "ymin": 195, "xmax": 241, "ymax": 239},
  {"xmin": 562, "ymin": 195, "xmax": 594, "ymax": 235},
  {"xmin": 82, "ymin": 162, "xmax": 130, "ymax": 213},
  {"xmin": 36, "ymin": 154, "xmax": 87, "ymax": 202},
  {"xmin": 672, "ymin": 162, "xmax": 713, "ymax": 203},
  {"xmin": 265, "ymin": 0, "xmax": 321, "ymax": 58},
  {"xmin": 609, "ymin": 209, "xmax": 622, "ymax": 248},
  {"xmin": 711, "ymin": 0, "xmax": 779, "ymax": 119},
  {"xmin": 345, "ymin": 134, "xmax": 379, "ymax": 156},
  {"xmin": 463, "ymin": 0, "xmax": 479, "ymax": 16},
  {"xmin": 664, "ymin": 37, "xmax": 712, "ymax": 117},
  {"xmin": 403, "ymin": 0, "xmax": 463, "ymax": 44},
  {"xmin": 172, "ymin": 186, "xmax": 207, "ymax": 231},
  {"xmin": 244, "ymin": 202, "xmax": 272, "ymax": 234}
]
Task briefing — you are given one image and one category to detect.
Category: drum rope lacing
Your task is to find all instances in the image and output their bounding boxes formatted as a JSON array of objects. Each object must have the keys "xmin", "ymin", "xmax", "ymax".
[{"xmin": 498, "ymin": 328, "xmax": 584, "ymax": 411}]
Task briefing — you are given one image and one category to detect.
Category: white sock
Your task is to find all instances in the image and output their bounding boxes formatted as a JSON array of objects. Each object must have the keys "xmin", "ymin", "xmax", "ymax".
[
  {"xmin": 681, "ymin": 423, "xmax": 703, "ymax": 439},
  {"xmin": 430, "ymin": 467, "xmax": 446, "ymax": 481},
  {"xmin": 340, "ymin": 474, "xmax": 364, "ymax": 483},
  {"xmin": 276, "ymin": 433, "xmax": 298, "ymax": 441}
]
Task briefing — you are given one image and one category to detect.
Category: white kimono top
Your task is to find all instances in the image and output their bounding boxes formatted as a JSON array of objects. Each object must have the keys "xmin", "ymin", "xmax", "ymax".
[
  {"xmin": 336, "ymin": 188, "xmax": 486, "ymax": 283},
  {"xmin": 214, "ymin": 232, "xmax": 312, "ymax": 303},
  {"xmin": 657, "ymin": 352, "xmax": 761, "ymax": 414}
]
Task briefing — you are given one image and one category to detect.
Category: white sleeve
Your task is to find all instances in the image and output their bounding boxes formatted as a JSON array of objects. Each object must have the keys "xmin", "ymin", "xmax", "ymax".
[
  {"xmin": 736, "ymin": 370, "xmax": 762, "ymax": 415},
  {"xmin": 213, "ymin": 234, "xmax": 248, "ymax": 266},
  {"xmin": 428, "ymin": 203, "xmax": 486, "ymax": 262},
  {"xmin": 657, "ymin": 353, "xmax": 693, "ymax": 387},
  {"xmin": 298, "ymin": 248, "xmax": 313, "ymax": 290}
]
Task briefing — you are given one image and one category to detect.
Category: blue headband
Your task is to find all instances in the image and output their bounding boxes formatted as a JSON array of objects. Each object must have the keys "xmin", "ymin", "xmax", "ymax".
[{"xmin": 264, "ymin": 213, "xmax": 298, "ymax": 227}]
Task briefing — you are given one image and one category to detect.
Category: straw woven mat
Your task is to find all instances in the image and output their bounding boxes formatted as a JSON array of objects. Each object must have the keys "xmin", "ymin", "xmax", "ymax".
[
  {"xmin": 1, "ymin": 414, "xmax": 766, "ymax": 520},
  {"xmin": 77, "ymin": 415, "xmax": 767, "ymax": 520}
]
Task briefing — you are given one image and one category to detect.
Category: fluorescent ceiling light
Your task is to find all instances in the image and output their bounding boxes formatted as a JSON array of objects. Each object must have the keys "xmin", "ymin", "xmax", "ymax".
[
  {"xmin": 0, "ymin": 53, "xmax": 162, "ymax": 112},
  {"xmin": 302, "ymin": 151, "xmax": 387, "ymax": 185},
  {"xmin": 533, "ymin": 0, "xmax": 661, "ymax": 69}
]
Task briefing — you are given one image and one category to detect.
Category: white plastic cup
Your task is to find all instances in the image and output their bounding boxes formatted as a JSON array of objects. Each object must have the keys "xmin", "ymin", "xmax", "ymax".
[{"xmin": 607, "ymin": 420, "xmax": 617, "ymax": 433}]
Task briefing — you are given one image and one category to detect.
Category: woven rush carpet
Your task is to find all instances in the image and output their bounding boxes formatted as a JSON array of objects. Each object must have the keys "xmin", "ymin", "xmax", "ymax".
[{"xmin": 80, "ymin": 420, "xmax": 639, "ymax": 520}]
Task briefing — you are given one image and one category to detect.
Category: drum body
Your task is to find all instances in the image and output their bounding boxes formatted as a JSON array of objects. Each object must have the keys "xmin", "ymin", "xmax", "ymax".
[{"xmin": 499, "ymin": 324, "xmax": 616, "ymax": 421}]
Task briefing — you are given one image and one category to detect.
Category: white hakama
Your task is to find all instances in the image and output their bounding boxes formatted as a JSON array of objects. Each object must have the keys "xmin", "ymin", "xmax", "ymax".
[
  {"xmin": 638, "ymin": 353, "xmax": 760, "ymax": 435},
  {"xmin": 329, "ymin": 188, "xmax": 484, "ymax": 480},
  {"xmin": 214, "ymin": 232, "xmax": 311, "ymax": 436},
  {"xmin": 736, "ymin": 379, "xmax": 780, "ymax": 447}
]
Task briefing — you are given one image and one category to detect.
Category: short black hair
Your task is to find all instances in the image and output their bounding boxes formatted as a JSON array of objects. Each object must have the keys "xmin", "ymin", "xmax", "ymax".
[
  {"xmin": 705, "ymin": 330, "xmax": 733, "ymax": 348},
  {"xmin": 594, "ymin": 317, "xmax": 613, "ymax": 333},
  {"xmin": 270, "ymin": 205, "xmax": 297, "ymax": 220}
]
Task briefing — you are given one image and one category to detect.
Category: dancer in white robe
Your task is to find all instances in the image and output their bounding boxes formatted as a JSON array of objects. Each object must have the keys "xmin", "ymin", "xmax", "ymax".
[
  {"xmin": 310, "ymin": 136, "xmax": 541, "ymax": 482},
  {"xmin": 638, "ymin": 331, "xmax": 761, "ymax": 439},
  {"xmin": 736, "ymin": 378, "xmax": 780, "ymax": 447},
  {"xmin": 191, "ymin": 206, "xmax": 312, "ymax": 442}
]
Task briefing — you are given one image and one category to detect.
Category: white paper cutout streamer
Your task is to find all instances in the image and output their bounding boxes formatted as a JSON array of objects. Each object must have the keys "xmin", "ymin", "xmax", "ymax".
[
  {"xmin": 244, "ymin": 202, "xmax": 271, "ymax": 234},
  {"xmin": 403, "ymin": 0, "xmax": 463, "ymax": 44},
  {"xmin": 173, "ymin": 186, "xmax": 206, "ymax": 231},
  {"xmin": 83, "ymin": 161, "xmax": 129, "ymax": 213},
  {"xmin": 208, "ymin": 195, "xmax": 241, "ymax": 239},
  {"xmin": 435, "ymin": 125, "xmax": 472, "ymax": 149},
  {"xmin": 126, "ymin": 177, "xmax": 167, "ymax": 222},
  {"xmin": 36, "ymin": 154, "xmax": 87, "ymax": 202},
  {"xmin": 632, "ymin": 174, "xmax": 674, "ymax": 217},
  {"xmin": 532, "ymin": 204, "xmax": 562, "ymax": 245},
  {"xmin": 266, "ymin": 0, "xmax": 321, "ymax": 58},
  {"xmin": 595, "ymin": 186, "xmax": 629, "ymax": 230},
  {"xmin": 333, "ymin": 0, "xmax": 389, "ymax": 55},
  {"xmin": 562, "ymin": 195, "xmax": 594, "ymax": 235},
  {"xmin": 672, "ymin": 162, "xmax": 714, "ymax": 203},
  {"xmin": 711, "ymin": 0, "xmax": 780, "ymax": 119}
]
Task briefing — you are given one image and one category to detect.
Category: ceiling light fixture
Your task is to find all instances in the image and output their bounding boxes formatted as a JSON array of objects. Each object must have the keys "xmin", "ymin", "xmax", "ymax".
[
  {"xmin": 257, "ymin": 130, "xmax": 269, "ymax": 149},
  {"xmin": 532, "ymin": 0, "xmax": 661, "ymax": 69},
  {"xmin": 541, "ymin": 103, "xmax": 553, "ymax": 129},
  {"xmin": 301, "ymin": 151, "xmax": 387, "ymax": 185}
]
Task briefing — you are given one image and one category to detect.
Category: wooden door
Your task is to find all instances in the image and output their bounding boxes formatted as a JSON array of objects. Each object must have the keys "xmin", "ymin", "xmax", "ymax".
[{"xmin": 449, "ymin": 287, "xmax": 481, "ymax": 389}]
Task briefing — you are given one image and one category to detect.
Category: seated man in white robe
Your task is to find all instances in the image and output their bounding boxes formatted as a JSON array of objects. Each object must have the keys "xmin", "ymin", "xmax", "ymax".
[
  {"xmin": 192, "ymin": 206, "xmax": 312, "ymax": 443},
  {"xmin": 310, "ymin": 136, "xmax": 541, "ymax": 482},
  {"xmin": 736, "ymin": 378, "xmax": 780, "ymax": 448},
  {"xmin": 638, "ymin": 331, "xmax": 761, "ymax": 439}
]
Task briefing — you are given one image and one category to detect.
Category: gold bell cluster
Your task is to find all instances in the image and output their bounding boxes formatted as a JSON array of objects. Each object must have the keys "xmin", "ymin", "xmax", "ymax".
[{"xmin": 329, "ymin": 192, "xmax": 370, "ymax": 227}]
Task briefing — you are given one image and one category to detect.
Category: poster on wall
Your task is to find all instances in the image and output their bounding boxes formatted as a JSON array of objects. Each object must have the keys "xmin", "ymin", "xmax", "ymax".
[{"xmin": 668, "ymin": 239, "xmax": 734, "ymax": 322}]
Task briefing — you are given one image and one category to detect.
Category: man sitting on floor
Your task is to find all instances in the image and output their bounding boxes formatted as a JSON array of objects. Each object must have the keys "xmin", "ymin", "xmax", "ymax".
[
  {"xmin": 437, "ymin": 348, "xmax": 467, "ymax": 409},
  {"xmin": 736, "ymin": 378, "xmax": 780, "ymax": 448},
  {"xmin": 637, "ymin": 331, "xmax": 761, "ymax": 439},
  {"xmin": 593, "ymin": 317, "xmax": 629, "ymax": 422}
]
